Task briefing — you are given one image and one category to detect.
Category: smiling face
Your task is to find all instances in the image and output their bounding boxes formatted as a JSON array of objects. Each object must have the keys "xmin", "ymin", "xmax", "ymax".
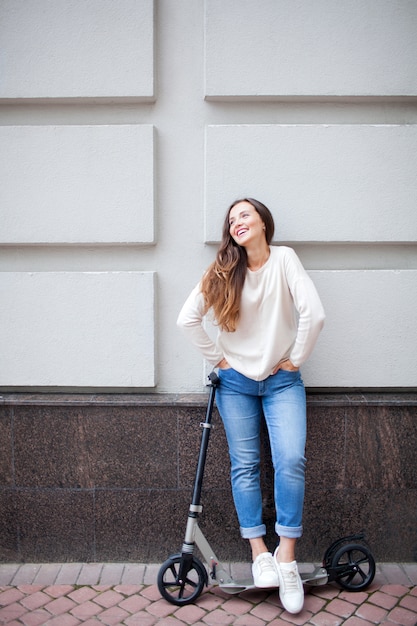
[{"xmin": 228, "ymin": 200, "xmax": 266, "ymax": 248}]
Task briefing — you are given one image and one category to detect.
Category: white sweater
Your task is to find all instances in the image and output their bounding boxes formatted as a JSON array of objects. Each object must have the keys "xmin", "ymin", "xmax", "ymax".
[{"xmin": 177, "ymin": 246, "xmax": 325, "ymax": 381}]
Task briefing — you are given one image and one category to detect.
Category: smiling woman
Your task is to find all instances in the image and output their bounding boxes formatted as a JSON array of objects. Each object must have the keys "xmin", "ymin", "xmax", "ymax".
[
  {"xmin": 229, "ymin": 201, "xmax": 270, "ymax": 270},
  {"xmin": 177, "ymin": 197, "xmax": 325, "ymax": 614}
]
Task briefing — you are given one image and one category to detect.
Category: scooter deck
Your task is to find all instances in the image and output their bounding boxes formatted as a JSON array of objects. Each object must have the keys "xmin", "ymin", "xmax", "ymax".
[
  {"xmin": 218, "ymin": 568, "xmax": 328, "ymax": 594},
  {"xmin": 219, "ymin": 580, "xmax": 257, "ymax": 594}
]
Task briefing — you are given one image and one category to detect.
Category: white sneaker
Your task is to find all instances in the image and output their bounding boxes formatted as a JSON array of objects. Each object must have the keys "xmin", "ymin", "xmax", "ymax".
[
  {"xmin": 274, "ymin": 548, "xmax": 304, "ymax": 614},
  {"xmin": 251, "ymin": 552, "xmax": 279, "ymax": 588}
]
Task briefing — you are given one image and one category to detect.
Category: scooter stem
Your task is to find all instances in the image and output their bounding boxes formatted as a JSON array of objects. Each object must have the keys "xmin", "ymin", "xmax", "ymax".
[{"xmin": 182, "ymin": 373, "xmax": 219, "ymax": 550}]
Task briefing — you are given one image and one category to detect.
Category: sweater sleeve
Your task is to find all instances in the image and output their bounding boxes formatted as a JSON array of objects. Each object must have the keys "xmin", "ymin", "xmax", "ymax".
[
  {"xmin": 285, "ymin": 250, "xmax": 326, "ymax": 367},
  {"xmin": 177, "ymin": 284, "xmax": 224, "ymax": 366}
]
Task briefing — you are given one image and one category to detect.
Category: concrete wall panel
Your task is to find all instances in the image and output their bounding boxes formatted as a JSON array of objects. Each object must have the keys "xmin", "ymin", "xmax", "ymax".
[
  {"xmin": 205, "ymin": 0, "xmax": 417, "ymax": 98},
  {"xmin": 303, "ymin": 270, "xmax": 417, "ymax": 388},
  {"xmin": 0, "ymin": 272, "xmax": 156, "ymax": 387},
  {"xmin": 0, "ymin": 0, "xmax": 154, "ymax": 100},
  {"xmin": 205, "ymin": 124, "xmax": 417, "ymax": 243},
  {"xmin": 0, "ymin": 125, "xmax": 155, "ymax": 244}
]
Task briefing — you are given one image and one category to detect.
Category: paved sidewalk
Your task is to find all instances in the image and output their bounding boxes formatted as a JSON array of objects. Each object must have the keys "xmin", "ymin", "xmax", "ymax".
[{"xmin": 1, "ymin": 562, "xmax": 417, "ymax": 625}]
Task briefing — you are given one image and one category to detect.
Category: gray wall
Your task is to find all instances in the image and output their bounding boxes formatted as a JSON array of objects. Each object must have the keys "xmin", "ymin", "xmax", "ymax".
[{"xmin": 1, "ymin": 1, "xmax": 417, "ymax": 392}]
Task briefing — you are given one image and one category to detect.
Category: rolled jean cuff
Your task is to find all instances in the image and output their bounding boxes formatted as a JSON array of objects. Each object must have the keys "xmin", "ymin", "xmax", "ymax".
[
  {"xmin": 240, "ymin": 524, "xmax": 266, "ymax": 539},
  {"xmin": 275, "ymin": 523, "xmax": 303, "ymax": 539}
]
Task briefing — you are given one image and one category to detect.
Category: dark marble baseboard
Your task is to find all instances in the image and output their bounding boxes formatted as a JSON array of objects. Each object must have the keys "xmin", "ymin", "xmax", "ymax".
[{"xmin": 1, "ymin": 392, "xmax": 416, "ymax": 563}]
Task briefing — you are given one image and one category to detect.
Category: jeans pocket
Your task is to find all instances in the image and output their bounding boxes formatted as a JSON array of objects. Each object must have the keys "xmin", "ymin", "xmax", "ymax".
[{"xmin": 218, "ymin": 366, "xmax": 233, "ymax": 380}]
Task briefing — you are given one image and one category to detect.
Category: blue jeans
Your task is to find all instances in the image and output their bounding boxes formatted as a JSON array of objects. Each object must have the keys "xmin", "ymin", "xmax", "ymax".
[{"xmin": 216, "ymin": 367, "xmax": 306, "ymax": 540}]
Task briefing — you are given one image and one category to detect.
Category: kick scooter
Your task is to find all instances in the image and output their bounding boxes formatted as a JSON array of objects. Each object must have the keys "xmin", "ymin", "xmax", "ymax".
[{"xmin": 157, "ymin": 372, "xmax": 376, "ymax": 606}]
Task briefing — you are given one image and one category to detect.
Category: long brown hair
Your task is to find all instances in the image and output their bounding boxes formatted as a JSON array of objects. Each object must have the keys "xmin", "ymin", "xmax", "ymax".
[{"xmin": 201, "ymin": 198, "xmax": 275, "ymax": 331}]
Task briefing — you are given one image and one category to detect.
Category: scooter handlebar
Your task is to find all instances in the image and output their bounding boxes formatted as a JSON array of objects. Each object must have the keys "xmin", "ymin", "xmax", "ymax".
[{"xmin": 208, "ymin": 371, "xmax": 220, "ymax": 386}]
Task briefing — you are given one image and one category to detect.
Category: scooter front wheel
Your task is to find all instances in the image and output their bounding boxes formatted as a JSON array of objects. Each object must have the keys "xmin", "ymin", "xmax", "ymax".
[
  {"xmin": 157, "ymin": 554, "xmax": 207, "ymax": 606},
  {"xmin": 331, "ymin": 542, "xmax": 376, "ymax": 591}
]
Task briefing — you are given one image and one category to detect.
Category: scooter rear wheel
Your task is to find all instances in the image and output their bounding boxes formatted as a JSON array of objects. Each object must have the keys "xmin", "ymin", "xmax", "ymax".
[
  {"xmin": 331, "ymin": 542, "xmax": 376, "ymax": 591},
  {"xmin": 157, "ymin": 554, "xmax": 207, "ymax": 606}
]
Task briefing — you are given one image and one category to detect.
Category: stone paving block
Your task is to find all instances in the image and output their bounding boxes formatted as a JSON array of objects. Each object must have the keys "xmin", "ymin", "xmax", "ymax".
[
  {"xmin": 222, "ymin": 596, "xmax": 252, "ymax": 615},
  {"xmin": 44, "ymin": 595, "xmax": 77, "ymax": 616},
  {"xmin": 380, "ymin": 564, "xmax": 413, "ymax": 586},
  {"xmin": 70, "ymin": 599, "xmax": 104, "ymax": 619},
  {"xmin": 193, "ymin": 589, "xmax": 224, "ymax": 611},
  {"xmin": 0, "ymin": 587, "xmax": 25, "ymax": 605},
  {"xmin": 302, "ymin": 592, "xmax": 327, "ymax": 613},
  {"xmin": 135, "ymin": 617, "xmax": 176, "ymax": 626},
  {"xmin": 401, "ymin": 593, "xmax": 417, "ymax": 612},
  {"xmin": 118, "ymin": 592, "xmax": 151, "ymax": 612},
  {"xmin": 76, "ymin": 563, "xmax": 103, "ymax": 585},
  {"xmin": 234, "ymin": 613, "xmax": 266, "ymax": 625},
  {"xmin": 310, "ymin": 585, "xmax": 340, "ymax": 600},
  {"xmin": 11, "ymin": 564, "xmax": 41, "ymax": 585},
  {"xmin": 149, "ymin": 617, "xmax": 183, "ymax": 626},
  {"xmin": 387, "ymin": 605, "xmax": 417, "ymax": 626},
  {"xmin": 97, "ymin": 604, "xmax": 130, "ymax": 625},
  {"xmin": 54, "ymin": 563, "xmax": 83, "ymax": 585},
  {"xmin": 20, "ymin": 589, "xmax": 51, "ymax": 610},
  {"xmin": 174, "ymin": 603, "xmax": 207, "ymax": 624},
  {"xmin": 143, "ymin": 563, "xmax": 159, "ymax": 585},
  {"xmin": 21, "ymin": 607, "xmax": 52, "ymax": 625},
  {"xmin": 373, "ymin": 567, "xmax": 389, "ymax": 585},
  {"xmin": 67, "ymin": 586, "xmax": 98, "ymax": 603},
  {"xmin": 141, "ymin": 583, "xmax": 164, "ymax": 601},
  {"xmin": 44, "ymin": 614, "xmax": 80, "ymax": 626},
  {"xmin": 100, "ymin": 562, "xmax": 125, "ymax": 585},
  {"xmin": 338, "ymin": 590, "xmax": 369, "ymax": 605},
  {"xmin": 0, "ymin": 601, "xmax": 28, "ymax": 622},
  {"xmin": 309, "ymin": 612, "xmax": 344, "ymax": 626},
  {"xmin": 381, "ymin": 583, "xmax": 410, "ymax": 597},
  {"xmin": 326, "ymin": 597, "xmax": 357, "ymax": 619},
  {"xmin": 0, "ymin": 564, "xmax": 20, "ymax": 585},
  {"xmin": 32, "ymin": 563, "xmax": 63, "ymax": 585},
  {"xmin": 43, "ymin": 584, "xmax": 74, "ymax": 598},
  {"xmin": 355, "ymin": 601, "xmax": 388, "ymax": 623},
  {"xmin": 368, "ymin": 589, "xmax": 399, "ymax": 610},
  {"xmin": 124, "ymin": 611, "xmax": 159, "ymax": 625},
  {"xmin": 93, "ymin": 589, "xmax": 125, "ymax": 608},
  {"xmin": 146, "ymin": 596, "xmax": 180, "ymax": 618},
  {"xmin": 251, "ymin": 598, "xmax": 283, "ymax": 621},
  {"xmin": 250, "ymin": 602, "xmax": 282, "ymax": 622},
  {"xmin": 281, "ymin": 607, "xmax": 313, "ymax": 625},
  {"xmin": 403, "ymin": 563, "xmax": 417, "ymax": 585},
  {"xmin": 121, "ymin": 562, "xmax": 146, "ymax": 585},
  {"xmin": 198, "ymin": 607, "xmax": 234, "ymax": 624}
]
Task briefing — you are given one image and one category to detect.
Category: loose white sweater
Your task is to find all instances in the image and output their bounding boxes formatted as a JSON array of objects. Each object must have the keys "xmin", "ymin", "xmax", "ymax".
[{"xmin": 177, "ymin": 246, "xmax": 325, "ymax": 381}]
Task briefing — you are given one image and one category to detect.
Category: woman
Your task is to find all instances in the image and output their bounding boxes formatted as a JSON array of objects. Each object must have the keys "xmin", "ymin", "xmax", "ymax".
[{"xmin": 177, "ymin": 198, "xmax": 325, "ymax": 614}]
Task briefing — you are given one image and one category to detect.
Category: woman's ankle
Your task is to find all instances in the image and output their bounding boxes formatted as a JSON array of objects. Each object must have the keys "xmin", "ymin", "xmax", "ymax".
[
  {"xmin": 249, "ymin": 537, "xmax": 269, "ymax": 561},
  {"xmin": 275, "ymin": 537, "xmax": 297, "ymax": 563}
]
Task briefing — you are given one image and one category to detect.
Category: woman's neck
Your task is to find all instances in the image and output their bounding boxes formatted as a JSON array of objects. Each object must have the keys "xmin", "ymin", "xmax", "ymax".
[{"xmin": 246, "ymin": 244, "xmax": 270, "ymax": 271}]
